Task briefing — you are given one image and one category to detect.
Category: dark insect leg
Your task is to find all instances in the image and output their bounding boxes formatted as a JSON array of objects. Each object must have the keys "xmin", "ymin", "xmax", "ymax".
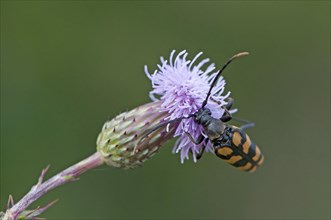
[
  {"xmin": 211, "ymin": 96, "xmax": 255, "ymax": 130},
  {"xmin": 196, "ymin": 141, "xmax": 207, "ymax": 160},
  {"xmin": 231, "ymin": 116, "xmax": 255, "ymax": 130},
  {"xmin": 210, "ymin": 97, "xmax": 222, "ymax": 106},
  {"xmin": 185, "ymin": 132, "xmax": 207, "ymax": 160},
  {"xmin": 220, "ymin": 97, "xmax": 234, "ymax": 122},
  {"xmin": 239, "ymin": 121, "xmax": 255, "ymax": 130},
  {"xmin": 185, "ymin": 132, "xmax": 205, "ymax": 145},
  {"xmin": 225, "ymin": 97, "xmax": 234, "ymax": 110},
  {"xmin": 220, "ymin": 109, "xmax": 232, "ymax": 122},
  {"xmin": 232, "ymin": 116, "xmax": 252, "ymax": 124},
  {"xmin": 210, "ymin": 97, "xmax": 234, "ymax": 122},
  {"xmin": 211, "ymin": 97, "xmax": 234, "ymax": 110}
]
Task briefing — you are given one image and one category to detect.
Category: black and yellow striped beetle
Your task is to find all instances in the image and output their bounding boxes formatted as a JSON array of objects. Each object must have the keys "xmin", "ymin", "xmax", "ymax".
[
  {"xmin": 135, "ymin": 52, "xmax": 264, "ymax": 172},
  {"xmin": 186, "ymin": 97, "xmax": 264, "ymax": 172}
]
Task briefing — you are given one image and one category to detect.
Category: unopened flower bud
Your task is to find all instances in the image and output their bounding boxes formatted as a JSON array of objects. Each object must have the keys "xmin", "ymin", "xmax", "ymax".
[{"xmin": 96, "ymin": 101, "xmax": 177, "ymax": 169}]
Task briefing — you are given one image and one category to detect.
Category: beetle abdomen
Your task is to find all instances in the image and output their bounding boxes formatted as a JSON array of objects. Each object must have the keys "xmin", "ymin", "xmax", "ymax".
[{"xmin": 215, "ymin": 128, "xmax": 264, "ymax": 172}]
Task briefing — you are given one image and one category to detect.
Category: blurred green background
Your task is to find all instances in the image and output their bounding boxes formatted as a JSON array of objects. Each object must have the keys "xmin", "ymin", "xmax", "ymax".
[{"xmin": 1, "ymin": 1, "xmax": 330, "ymax": 219}]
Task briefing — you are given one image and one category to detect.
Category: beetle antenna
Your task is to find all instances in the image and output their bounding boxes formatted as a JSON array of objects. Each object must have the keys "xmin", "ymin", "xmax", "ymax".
[
  {"xmin": 201, "ymin": 52, "xmax": 249, "ymax": 109},
  {"xmin": 134, "ymin": 114, "xmax": 195, "ymax": 153}
]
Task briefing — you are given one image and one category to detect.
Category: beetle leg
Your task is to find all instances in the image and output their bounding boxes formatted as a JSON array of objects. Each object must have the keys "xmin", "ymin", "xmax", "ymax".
[
  {"xmin": 185, "ymin": 132, "xmax": 205, "ymax": 145},
  {"xmin": 221, "ymin": 97, "xmax": 234, "ymax": 122},
  {"xmin": 185, "ymin": 132, "xmax": 207, "ymax": 160},
  {"xmin": 225, "ymin": 97, "xmax": 234, "ymax": 110},
  {"xmin": 211, "ymin": 97, "xmax": 234, "ymax": 110},
  {"xmin": 210, "ymin": 97, "xmax": 234, "ymax": 122},
  {"xmin": 220, "ymin": 109, "xmax": 232, "ymax": 122},
  {"xmin": 210, "ymin": 97, "xmax": 222, "ymax": 105},
  {"xmin": 240, "ymin": 122, "xmax": 255, "ymax": 130},
  {"xmin": 196, "ymin": 142, "xmax": 207, "ymax": 160},
  {"xmin": 231, "ymin": 117, "xmax": 255, "ymax": 130}
]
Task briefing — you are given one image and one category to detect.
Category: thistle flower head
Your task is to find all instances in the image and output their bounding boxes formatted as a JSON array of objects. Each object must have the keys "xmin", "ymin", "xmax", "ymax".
[
  {"xmin": 97, "ymin": 50, "xmax": 238, "ymax": 168},
  {"xmin": 145, "ymin": 50, "xmax": 232, "ymax": 163}
]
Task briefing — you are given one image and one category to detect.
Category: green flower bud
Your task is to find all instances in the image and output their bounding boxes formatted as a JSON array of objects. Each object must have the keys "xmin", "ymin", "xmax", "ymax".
[{"xmin": 96, "ymin": 101, "xmax": 177, "ymax": 169}]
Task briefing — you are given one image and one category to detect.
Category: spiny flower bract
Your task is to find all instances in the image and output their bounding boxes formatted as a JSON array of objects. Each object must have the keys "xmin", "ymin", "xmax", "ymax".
[
  {"xmin": 145, "ymin": 50, "xmax": 232, "ymax": 163},
  {"xmin": 97, "ymin": 101, "xmax": 177, "ymax": 169}
]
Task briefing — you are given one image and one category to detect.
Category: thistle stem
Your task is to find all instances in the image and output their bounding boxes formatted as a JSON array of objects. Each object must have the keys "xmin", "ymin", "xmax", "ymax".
[{"xmin": 3, "ymin": 152, "xmax": 104, "ymax": 220}]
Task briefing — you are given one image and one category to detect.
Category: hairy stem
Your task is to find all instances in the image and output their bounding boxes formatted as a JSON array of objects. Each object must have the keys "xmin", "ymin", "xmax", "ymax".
[{"xmin": 3, "ymin": 152, "xmax": 104, "ymax": 220}]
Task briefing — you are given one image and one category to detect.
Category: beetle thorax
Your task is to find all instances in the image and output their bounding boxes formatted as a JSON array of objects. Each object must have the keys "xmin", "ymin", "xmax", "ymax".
[
  {"xmin": 194, "ymin": 108, "xmax": 213, "ymax": 126},
  {"xmin": 195, "ymin": 108, "xmax": 226, "ymax": 141}
]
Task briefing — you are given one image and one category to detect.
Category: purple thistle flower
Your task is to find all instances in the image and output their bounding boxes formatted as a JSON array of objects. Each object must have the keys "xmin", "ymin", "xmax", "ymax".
[{"xmin": 145, "ymin": 50, "xmax": 234, "ymax": 163}]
